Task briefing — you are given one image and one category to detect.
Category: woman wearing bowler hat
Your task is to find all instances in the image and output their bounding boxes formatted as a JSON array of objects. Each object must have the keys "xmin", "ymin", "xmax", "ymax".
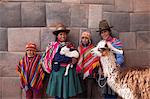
[
  {"xmin": 42, "ymin": 23, "xmax": 82, "ymax": 99},
  {"xmin": 96, "ymin": 20, "xmax": 124, "ymax": 99}
]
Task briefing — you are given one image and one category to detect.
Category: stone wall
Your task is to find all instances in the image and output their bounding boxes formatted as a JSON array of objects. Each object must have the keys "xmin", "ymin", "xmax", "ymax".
[{"xmin": 0, "ymin": 0, "xmax": 149, "ymax": 98}]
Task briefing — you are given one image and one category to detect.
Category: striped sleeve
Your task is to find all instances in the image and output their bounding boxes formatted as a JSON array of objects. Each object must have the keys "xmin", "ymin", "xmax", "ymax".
[
  {"xmin": 112, "ymin": 38, "xmax": 124, "ymax": 65},
  {"xmin": 112, "ymin": 39, "xmax": 123, "ymax": 49}
]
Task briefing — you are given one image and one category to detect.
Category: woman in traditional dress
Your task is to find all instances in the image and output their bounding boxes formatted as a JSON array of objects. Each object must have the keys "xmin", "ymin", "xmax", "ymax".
[
  {"xmin": 96, "ymin": 20, "xmax": 124, "ymax": 99},
  {"xmin": 42, "ymin": 23, "xmax": 82, "ymax": 99}
]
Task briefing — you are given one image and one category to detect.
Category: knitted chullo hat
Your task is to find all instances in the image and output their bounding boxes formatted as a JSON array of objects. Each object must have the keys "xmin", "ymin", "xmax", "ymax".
[
  {"xmin": 81, "ymin": 31, "xmax": 91, "ymax": 40},
  {"xmin": 81, "ymin": 31, "xmax": 92, "ymax": 44},
  {"xmin": 26, "ymin": 42, "xmax": 37, "ymax": 51}
]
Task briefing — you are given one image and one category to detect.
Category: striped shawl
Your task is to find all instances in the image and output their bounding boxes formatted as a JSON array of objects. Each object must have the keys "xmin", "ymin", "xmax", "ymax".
[
  {"xmin": 16, "ymin": 54, "xmax": 45, "ymax": 90},
  {"xmin": 42, "ymin": 41, "xmax": 75, "ymax": 73},
  {"xmin": 77, "ymin": 44, "xmax": 100, "ymax": 79}
]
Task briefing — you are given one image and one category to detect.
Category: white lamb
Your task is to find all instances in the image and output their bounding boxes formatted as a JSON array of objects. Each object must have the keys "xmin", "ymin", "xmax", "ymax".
[{"xmin": 60, "ymin": 46, "xmax": 79, "ymax": 76}]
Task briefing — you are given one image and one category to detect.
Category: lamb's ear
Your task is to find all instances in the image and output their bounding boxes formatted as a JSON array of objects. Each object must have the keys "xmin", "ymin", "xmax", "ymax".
[{"xmin": 107, "ymin": 42, "xmax": 123, "ymax": 54}]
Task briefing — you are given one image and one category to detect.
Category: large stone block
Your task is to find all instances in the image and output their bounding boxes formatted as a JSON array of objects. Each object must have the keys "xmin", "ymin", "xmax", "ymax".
[
  {"xmin": 0, "ymin": 52, "xmax": 24, "ymax": 77},
  {"xmin": 21, "ymin": 2, "xmax": 46, "ymax": 27},
  {"xmin": 6, "ymin": 0, "xmax": 34, "ymax": 1},
  {"xmin": 137, "ymin": 31, "xmax": 150, "ymax": 49},
  {"xmin": 46, "ymin": 3, "xmax": 71, "ymax": 27},
  {"xmin": 100, "ymin": 0, "xmax": 114, "ymax": 5},
  {"xmin": 8, "ymin": 28, "xmax": 41, "ymax": 52},
  {"xmin": 35, "ymin": 0, "xmax": 61, "ymax": 2},
  {"xmin": 134, "ymin": 0, "xmax": 150, "ymax": 12},
  {"xmin": 124, "ymin": 50, "xmax": 150, "ymax": 67},
  {"xmin": 149, "ymin": 52, "xmax": 150, "ymax": 66},
  {"xmin": 102, "ymin": 5, "xmax": 115, "ymax": 12},
  {"xmin": 35, "ymin": 0, "xmax": 62, "ymax": 3},
  {"xmin": 62, "ymin": 0, "xmax": 80, "ymax": 3},
  {"xmin": 115, "ymin": 0, "xmax": 133, "ymax": 12},
  {"xmin": 41, "ymin": 27, "xmax": 55, "ymax": 51},
  {"xmin": 88, "ymin": 5, "xmax": 102, "ymax": 28},
  {"xmin": 80, "ymin": 0, "xmax": 101, "ymax": 4},
  {"xmin": 0, "ymin": 28, "xmax": 7, "ymax": 51},
  {"xmin": 0, "ymin": 77, "xmax": 2, "ymax": 99},
  {"xmin": 67, "ymin": 28, "xmax": 80, "ymax": 47},
  {"xmin": 103, "ymin": 12, "xmax": 130, "ymax": 32},
  {"xmin": 0, "ymin": 65, "xmax": 2, "ymax": 77},
  {"xmin": 0, "ymin": 2, "xmax": 21, "ymax": 27},
  {"xmin": 130, "ymin": 13, "xmax": 150, "ymax": 32},
  {"xmin": 81, "ymin": 0, "xmax": 114, "ymax": 4},
  {"xmin": 71, "ymin": 4, "xmax": 88, "ymax": 27},
  {"xmin": 2, "ymin": 77, "xmax": 21, "ymax": 99},
  {"xmin": 119, "ymin": 32, "xmax": 136, "ymax": 50},
  {"xmin": 52, "ymin": 0, "xmax": 61, "ymax": 1}
]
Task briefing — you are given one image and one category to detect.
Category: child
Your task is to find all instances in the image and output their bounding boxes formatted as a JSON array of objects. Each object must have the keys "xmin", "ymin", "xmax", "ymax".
[
  {"xmin": 16, "ymin": 42, "xmax": 45, "ymax": 99},
  {"xmin": 76, "ymin": 31, "xmax": 102, "ymax": 98}
]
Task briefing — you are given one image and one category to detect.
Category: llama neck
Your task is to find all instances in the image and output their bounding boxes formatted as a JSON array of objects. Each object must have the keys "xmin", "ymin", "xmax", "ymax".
[
  {"xmin": 101, "ymin": 51, "xmax": 118, "ymax": 76},
  {"xmin": 101, "ymin": 51, "xmax": 119, "ymax": 85},
  {"xmin": 100, "ymin": 51, "xmax": 121, "ymax": 96}
]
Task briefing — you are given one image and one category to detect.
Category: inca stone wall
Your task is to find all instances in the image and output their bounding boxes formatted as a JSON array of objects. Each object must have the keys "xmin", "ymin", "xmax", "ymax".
[{"xmin": 0, "ymin": 0, "xmax": 149, "ymax": 99}]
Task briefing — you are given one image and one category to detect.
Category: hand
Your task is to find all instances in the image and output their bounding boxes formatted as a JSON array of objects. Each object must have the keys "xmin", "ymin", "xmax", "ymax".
[
  {"xmin": 25, "ymin": 85, "xmax": 29, "ymax": 91},
  {"xmin": 91, "ymin": 49, "xmax": 97, "ymax": 56},
  {"xmin": 116, "ymin": 64, "xmax": 120, "ymax": 67},
  {"xmin": 91, "ymin": 48, "xmax": 102, "ymax": 57},
  {"xmin": 72, "ymin": 58, "xmax": 77, "ymax": 64},
  {"xmin": 107, "ymin": 42, "xmax": 123, "ymax": 54}
]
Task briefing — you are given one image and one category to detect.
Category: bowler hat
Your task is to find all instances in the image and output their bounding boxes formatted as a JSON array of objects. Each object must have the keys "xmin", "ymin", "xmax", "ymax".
[
  {"xmin": 53, "ymin": 23, "xmax": 70, "ymax": 35},
  {"xmin": 96, "ymin": 20, "xmax": 113, "ymax": 32}
]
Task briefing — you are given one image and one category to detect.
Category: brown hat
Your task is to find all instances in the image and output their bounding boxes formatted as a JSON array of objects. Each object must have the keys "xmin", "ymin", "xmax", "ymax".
[
  {"xmin": 53, "ymin": 23, "xmax": 70, "ymax": 35},
  {"xmin": 96, "ymin": 20, "xmax": 113, "ymax": 32}
]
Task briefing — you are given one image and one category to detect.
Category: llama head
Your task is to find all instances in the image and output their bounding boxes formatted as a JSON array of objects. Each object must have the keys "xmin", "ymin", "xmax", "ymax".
[
  {"xmin": 91, "ymin": 40, "xmax": 123, "ymax": 57},
  {"xmin": 91, "ymin": 40, "xmax": 110, "ymax": 57}
]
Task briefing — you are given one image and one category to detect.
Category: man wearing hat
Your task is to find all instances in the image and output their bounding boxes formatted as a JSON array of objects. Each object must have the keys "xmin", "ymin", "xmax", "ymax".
[
  {"xmin": 42, "ymin": 23, "xmax": 82, "ymax": 99},
  {"xmin": 76, "ymin": 31, "xmax": 102, "ymax": 98},
  {"xmin": 16, "ymin": 42, "xmax": 45, "ymax": 99},
  {"xmin": 96, "ymin": 20, "xmax": 124, "ymax": 98}
]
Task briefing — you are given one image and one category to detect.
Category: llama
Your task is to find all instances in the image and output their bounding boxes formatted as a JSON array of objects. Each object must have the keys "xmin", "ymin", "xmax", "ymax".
[
  {"xmin": 60, "ymin": 46, "xmax": 79, "ymax": 76},
  {"xmin": 91, "ymin": 40, "xmax": 150, "ymax": 99}
]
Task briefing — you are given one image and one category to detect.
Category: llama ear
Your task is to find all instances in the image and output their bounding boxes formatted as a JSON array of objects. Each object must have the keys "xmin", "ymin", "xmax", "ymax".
[{"xmin": 105, "ymin": 43, "xmax": 108, "ymax": 48}]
